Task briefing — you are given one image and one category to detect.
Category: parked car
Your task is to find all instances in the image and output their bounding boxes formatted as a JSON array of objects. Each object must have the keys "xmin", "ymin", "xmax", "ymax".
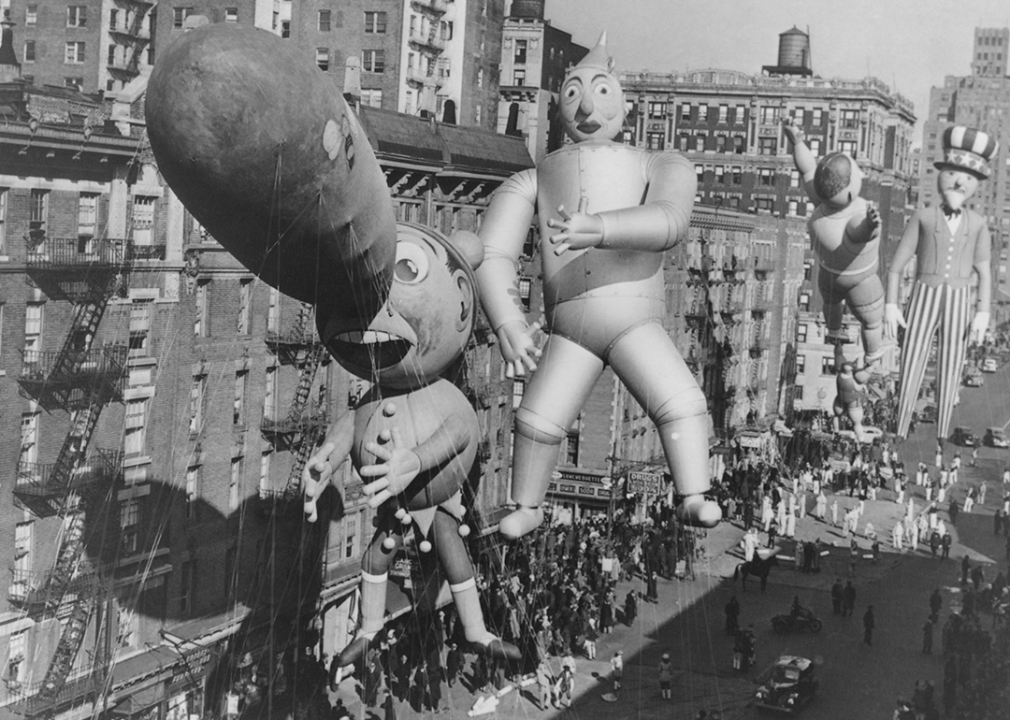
[
  {"xmin": 985, "ymin": 427, "xmax": 1010, "ymax": 448},
  {"xmin": 950, "ymin": 426, "xmax": 979, "ymax": 447},
  {"xmin": 918, "ymin": 405, "xmax": 937, "ymax": 424},
  {"xmin": 964, "ymin": 369, "xmax": 984, "ymax": 387},
  {"xmin": 983, "ymin": 357, "xmax": 999, "ymax": 373},
  {"xmin": 754, "ymin": 656, "xmax": 819, "ymax": 714}
]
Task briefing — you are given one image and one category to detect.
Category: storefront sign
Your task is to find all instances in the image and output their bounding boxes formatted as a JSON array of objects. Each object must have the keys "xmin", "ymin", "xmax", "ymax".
[{"xmin": 628, "ymin": 471, "xmax": 663, "ymax": 495}]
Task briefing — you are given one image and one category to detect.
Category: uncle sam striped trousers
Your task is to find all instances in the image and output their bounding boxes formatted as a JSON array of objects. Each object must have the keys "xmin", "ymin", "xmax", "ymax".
[{"xmin": 896, "ymin": 282, "xmax": 972, "ymax": 440}]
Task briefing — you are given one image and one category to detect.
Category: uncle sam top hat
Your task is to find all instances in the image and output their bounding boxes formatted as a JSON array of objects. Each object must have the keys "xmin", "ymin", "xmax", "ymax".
[{"xmin": 934, "ymin": 125, "xmax": 999, "ymax": 179}]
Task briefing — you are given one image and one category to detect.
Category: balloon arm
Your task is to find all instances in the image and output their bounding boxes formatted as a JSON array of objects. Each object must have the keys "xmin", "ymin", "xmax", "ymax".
[
  {"xmin": 410, "ymin": 412, "xmax": 473, "ymax": 474},
  {"xmin": 886, "ymin": 212, "xmax": 922, "ymax": 305},
  {"xmin": 303, "ymin": 411, "xmax": 355, "ymax": 522},
  {"xmin": 476, "ymin": 170, "xmax": 537, "ymax": 333},
  {"xmin": 782, "ymin": 119, "xmax": 819, "ymax": 195},
  {"xmin": 595, "ymin": 152, "xmax": 696, "ymax": 252}
]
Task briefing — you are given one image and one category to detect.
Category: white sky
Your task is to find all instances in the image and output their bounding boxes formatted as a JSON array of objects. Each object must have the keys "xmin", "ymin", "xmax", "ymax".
[{"xmin": 544, "ymin": 0, "xmax": 1010, "ymax": 145}]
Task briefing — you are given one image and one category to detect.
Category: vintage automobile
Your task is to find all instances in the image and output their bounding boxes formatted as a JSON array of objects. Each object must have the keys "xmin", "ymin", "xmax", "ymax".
[
  {"xmin": 754, "ymin": 655, "xmax": 819, "ymax": 714},
  {"xmin": 985, "ymin": 427, "xmax": 1010, "ymax": 448},
  {"xmin": 918, "ymin": 405, "xmax": 937, "ymax": 424},
  {"xmin": 983, "ymin": 357, "xmax": 999, "ymax": 373},
  {"xmin": 964, "ymin": 368, "xmax": 984, "ymax": 387},
  {"xmin": 950, "ymin": 426, "xmax": 979, "ymax": 447}
]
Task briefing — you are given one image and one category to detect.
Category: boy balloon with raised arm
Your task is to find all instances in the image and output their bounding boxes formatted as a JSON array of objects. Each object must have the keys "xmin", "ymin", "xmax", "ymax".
[
  {"xmin": 783, "ymin": 118, "xmax": 884, "ymax": 437},
  {"xmin": 475, "ymin": 33, "xmax": 721, "ymax": 539}
]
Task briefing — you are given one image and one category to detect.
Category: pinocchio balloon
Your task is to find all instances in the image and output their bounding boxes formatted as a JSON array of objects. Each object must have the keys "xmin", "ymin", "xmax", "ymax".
[{"xmin": 145, "ymin": 23, "xmax": 396, "ymax": 324}]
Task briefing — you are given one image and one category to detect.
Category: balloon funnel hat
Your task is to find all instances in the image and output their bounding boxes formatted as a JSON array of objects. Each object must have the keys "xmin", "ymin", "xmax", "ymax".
[
  {"xmin": 569, "ymin": 31, "xmax": 613, "ymax": 73},
  {"xmin": 934, "ymin": 125, "xmax": 999, "ymax": 179}
]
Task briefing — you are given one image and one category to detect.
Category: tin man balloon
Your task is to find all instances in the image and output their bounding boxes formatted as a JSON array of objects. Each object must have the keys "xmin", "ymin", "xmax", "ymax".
[
  {"xmin": 145, "ymin": 23, "xmax": 519, "ymax": 671},
  {"xmin": 475, "ymin": 33, "xmax": 721, "ymax": 539}
]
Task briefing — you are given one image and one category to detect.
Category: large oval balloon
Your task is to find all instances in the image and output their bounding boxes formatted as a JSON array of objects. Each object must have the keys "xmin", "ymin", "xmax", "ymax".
[{"xmin": 145, "ymin": 23, "xmax": 396, "ymax": 323}]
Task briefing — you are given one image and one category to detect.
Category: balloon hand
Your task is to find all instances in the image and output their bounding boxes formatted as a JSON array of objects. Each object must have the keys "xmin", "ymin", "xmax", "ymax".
[
  {"xmin": 360, "ymin": 428, "xmax": 421, "ymax": 509},
  {"xmin": 548, "ymin": 197, "xmax": 603, "ymax": 255}
]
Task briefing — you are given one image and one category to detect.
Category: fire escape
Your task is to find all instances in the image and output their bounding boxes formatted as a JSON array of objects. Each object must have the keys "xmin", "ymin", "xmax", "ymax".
[
  {"xmin": 107, "ymin": 0, "xmax": 155, "ymax": 84},
  {"xmin": 10, "ymin": 236, "xmax": 132, "ymax": 717},
  {"xmin": 260, "ymin": 304, "xmax": 329, "ymax": 512}
]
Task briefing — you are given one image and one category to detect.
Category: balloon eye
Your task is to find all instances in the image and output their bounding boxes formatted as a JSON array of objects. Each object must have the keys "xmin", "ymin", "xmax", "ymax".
[
  {"xmin": 564, "ymin": 85, "xmax": 579, "ymax": 100},
  {"xmin": 596, "ymin": 85, "xmax": 610, "ymax": 95},
  {"xmin": 393, "ymin": 242, "xmax": 429, "ymax": 284}
]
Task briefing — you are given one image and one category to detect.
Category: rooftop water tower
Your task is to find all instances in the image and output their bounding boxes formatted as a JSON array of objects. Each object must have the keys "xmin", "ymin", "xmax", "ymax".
[{"xmin": 762, "ymin": 26, "xmax": 813, "ymax": 76}]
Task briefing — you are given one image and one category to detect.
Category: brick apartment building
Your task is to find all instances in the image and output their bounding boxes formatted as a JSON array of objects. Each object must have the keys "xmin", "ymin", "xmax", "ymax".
[{"xmin": 0, "ymin": 18, "xmax": 531, "ymax": 716}]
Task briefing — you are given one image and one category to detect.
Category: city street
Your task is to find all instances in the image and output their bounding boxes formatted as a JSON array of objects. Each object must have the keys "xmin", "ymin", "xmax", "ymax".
[{"xmin": 330, "ymin": 358, "xmax": 1010, "ymax": 720}]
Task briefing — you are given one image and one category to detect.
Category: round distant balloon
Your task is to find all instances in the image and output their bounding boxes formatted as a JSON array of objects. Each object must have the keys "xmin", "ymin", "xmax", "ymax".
[{"xmin": 145, "ymin": 23, "xmax": 396, "ymax": 323}]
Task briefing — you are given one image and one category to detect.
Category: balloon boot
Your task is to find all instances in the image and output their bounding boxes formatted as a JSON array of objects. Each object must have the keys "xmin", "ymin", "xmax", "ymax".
[
  {"xmin": 498, "ymin": 506, "xmax": 544, "ymax": 539},
  {"xmin": 676, "ymin": 495, "xmax": 722, "ymax": 528}
]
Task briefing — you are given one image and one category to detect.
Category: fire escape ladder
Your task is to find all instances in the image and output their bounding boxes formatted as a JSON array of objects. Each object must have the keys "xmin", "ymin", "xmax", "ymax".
[
  {"xmin": 286, "ymin": 425, "xmax": 324, "ymax": 495},
  {"xmin": 286, "ymin": 344, "xmax": 325, "ymax": 425},
  {"xmin": 125, "ymin": 6, "xmax": 151, "ymax": 74},
  {"xmin": 46, "ymin": 510, "xmax": 89, "ymax": 601},
  {"xmin": 50, "ymin": 404, "xmax": 102, "ymax": 491},
  {"xmin": 35, "ymin": 586, "xmax": 94, "ymax": 702},
  {"xmin": 50, "ymin": 299, "xmax": 109, "ymax": 380},
  {"xmin": 291, "ymin": 303, "xmax": 312, "ymax": 342}
]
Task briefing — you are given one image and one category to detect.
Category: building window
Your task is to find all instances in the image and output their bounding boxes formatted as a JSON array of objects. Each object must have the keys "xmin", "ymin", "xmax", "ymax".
[
  {"xmin": 798, "ymin": 293, "xmax": 811, "ymax": 312},
  {"xmin": 755, "ymin": 197, "xmax": 774, "ymax": 212},
  {"xmin": 716, "ymin": 135, "xmax": 727, "ymax": 153},
  {"xmin": 839, "ymin": 140, "xmax": 857, "ymax": 157},
  {"xmin": 759, "ymin": 168, "xmax": 775, "ymax": 187},
  {"xmin": 24, "ymin": 40, "xmax": 36, "ymax": 63},
  {"xmin": 315, "ymin": 48, "xmax": 329, "ymax": 71},
  {"xmin": 20, "ymin": 409, "xmax": 40, "ymax": 464},
  {"xmin": 25, "ymin": 5, "xmax": 37, "ymax": 26},
  {"xmin": 821, "ymin": 356, "xmax": 835, "ymax": 375},
  {"xmin": 64, "ymin": 77, "xmax": 83, "ymax": 90},
  {"xmin": 29, "ymin": 189, "xmax": 49, "ymax": 238},
  {"xmin": 267, "ymin": 288, "xmax": 279, "ymax": 333},
  {"xmin": 119, "ymin": 498, "xmax": 140, "ymax": 554},
  {"xmin": 647, "ymin": 132, "xmax": 664, "ymax": 150},
  {"xmin": 512, "ymin": 377, "xmax": 525, "ymax": 409},
  {"xmin": 680, "ymin": 103, "xmax": 691, "ymax": 121},
  {"xmin": 695, "ymin": 134, "xmax": 706, "ymax": 152},
  {"xmin": 185, "ymin": 466, "xmax": 199, "ymax": 519},
  {"xmin": 238, "ymin": 279, "xmax": 251, "ymax": 334},
  {"xmin": 318, "ymin": 9, "xmax": 331, "ymax": 31},
  {"xmin": 477, "ymin": 68, "xmax": 483, "ymax": 88},
  {"xmin": 841, "ymin": 109, "xmax": 859, "ymax": 129},
  {"xmin": 797, "ymin": 323, "xmax": 808, "ymax": 343},
  {"xmin": 264, "ymin": 366, "xmax": 277, "ymax": 420},
  {"xmin": 124, "ymin": 399, "xmax": 147, "ymax": 456},
  {"xmin": 129, "ymin": 299, "xmax": 152, "ymax": 356},
  {"xmin": 344, "ymin": 509, "xmax": 363, "ymax": 558},
  {"xmin": 809, "ymin": 138, "xmax": 822, "ymax": 156},
  {"xmin": 760, "ymin": 107, "xmax": 778, "ymax": 124},
  {"xmin": 173, "ymin": 7, "xmax": 193, "ymax": 28},
  {"xmin": 132, "ymin": 196, "xmax": 155, "ymax": 246},
  {"xmin": 734, "ymin": 135, "xmax": 746, "ymax": 154},
  {"xmin": 361, "ymin": 89, "xmax": 383, "ymax": 107},
  {"xmin": 718, "ymin": 104, "xmax": 728, "ymax": 123},
  {"xmin": 65, "ymin": 41, "xmax": 86, "ymax": 63},
  {"xmin": 78, "ymin": 192, "xmax": 98, "ymax": 240},
  {"xmin": 281, "ymin": 20, "xmax": 290, "ymax": 38},
  {"xmin": 758, "ymin": 137, "xmax": 777, "ymax": 155},
  {"xmin": 796, "ymin": 354, "xmax": 806, "ymax": 373},
  {"xmin": 514, "ymin": 38, "xmax": 527, "ymax": 63},
  {"xmin": 714, "ymin": 166, "xmax": 725, "ymax": 184},
  {"xmin": 195, "ymin": 280, "xmax": 209, "ymax": 337},
  {"xmin": 812, "ymin": 108, "xmax": 823, "ymax": 125},
  {"xmin": 697, "ymin": 104, "xmax": 708, "ymax": 122},
  {"xmin": 513, "ymin": 69, "xmax": 526, "ymax": 86},
  {"xmin": 0, "ymin": 187, "xmax": 7, "ymax": 254},
  {"xmin": 793, "ymin": 108, "xmax": 805, "ymax": 124},
  {"xmin": 518, "ymin": 276, "xmax": 532, "ymax": 312},
  {"xmin": 5, "ymin": 631, "xmax": 27, "ymax": 688},
  {"xmin": 230, "ymin": 458, "xmax": 242, "ymax": 511},
  {"xmin": 364, "ymin": 11, "xmax": 387, "ymax": 34},
  {"xmin": 563, "ymin": 430, "xmax": 580, "ymax": 466},
  {"xmin": 695, "ymin": 164, "xmax": 704, "ymax": 183},
  {"xmin": 732, "ymin": 167, "xmax": 742, "ymax": 185},
  {"xmin": 790, "ymin": 170, "xmax": 800, "ymax": 188},
  {"xmin": 648, "ymin": 102, "xmax": 665, "ymax": 119},
  {"xmin": 259, "ymin": 452, "xmax": 272, "ymax": 493},
  {"xmin": 678, "ymin": 133, "xmax": 689, "ymax": 151},
  {"xmin": 225, "ymin": 7, "xmax": 238, "ymax": 22},
  {"xmin": 189, "ymin": 374, "xmax": 205, "ymax": 433},
  {"xmin": 67, "ymin": 5, "xmax": 88, "ymax": 27},
  {"xmin": 788, "ymin": 199, "xmax": 798, "ymax": 216},
  {"xmin": 24, "ymin": 302, "xmax": 43, "ymax": 358},
  {"xmin": 233, "ymin": 371, "xmax": 247, "ymax": 426},
  {"xmin": 362, "ymin": 49, "xmax": 385, "ymax": 73}
]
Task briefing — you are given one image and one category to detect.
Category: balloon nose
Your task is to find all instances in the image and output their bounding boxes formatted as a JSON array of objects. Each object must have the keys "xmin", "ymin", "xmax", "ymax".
[{"xmin": 577, "ymin": 93, "xmax": 594, "ymax": 119}]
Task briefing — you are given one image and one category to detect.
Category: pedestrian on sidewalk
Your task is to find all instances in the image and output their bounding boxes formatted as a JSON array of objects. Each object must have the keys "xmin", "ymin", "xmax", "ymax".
[
  {"xmin": 929, "ymin": 588, "xmax": 942, "ymax": 623},
  {"xmin": 863, "ymin": 605, "xmax": 875, "ymax": 645},
  {"xmin": 658, "ymin": 652, "xmax": 673, "ymax": 700},
  {"xmin": 941, "ymin": 532, "xmax": 952, "ymax": 560},
  {"xmin": 725, "ymin": 595, "xmax": 740, "ymax": 635},
  {"xmin": 610, "ymin": 650, "xmax": 624, "ymax": 693},
  {"xmin": 832, "ymin": 578, "xmax": 844, "ymax": 615},
  {"xmin": 536, "ymin": 659, "xmax": 554, "ymax": 710},
  {"xmin": 843, "ymin": 581, "xmax": 857, "ymax": 617},
  {"xmin": 922, "ymin": 617, "xmax": 934, "ymax": 654}
]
